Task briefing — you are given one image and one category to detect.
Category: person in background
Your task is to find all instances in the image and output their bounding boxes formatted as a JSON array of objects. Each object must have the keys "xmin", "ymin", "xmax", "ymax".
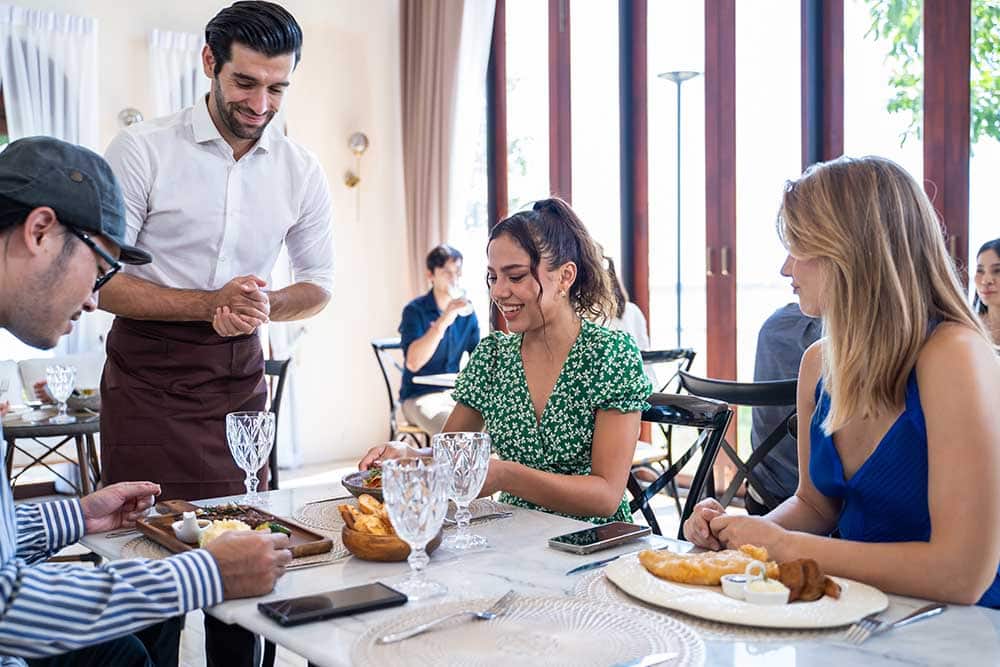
[
  {"xmin": 746, "ymin": 303, "xmax": 821, "ymax": 515},
  {"xmin": 684, "ymin": 156, "xmax": 1000, "ymax": 607},
  {"xmin": 398, "ymin": 245, "xmax": 480, "ymax": 435},
  {"xmin": 0, "ymin": 136, "xmax": 290, "ymax": 667},
  {"xmin": 602, "ymin": 254, "xmax": 656, "ymax": 387},
  {"xmin": 974, "ymin": 238, "xmax": 1000, "ymax": 346},
  {"xmin": 362, "ymin": 199, "xmax": 652, "ymax": 524}
]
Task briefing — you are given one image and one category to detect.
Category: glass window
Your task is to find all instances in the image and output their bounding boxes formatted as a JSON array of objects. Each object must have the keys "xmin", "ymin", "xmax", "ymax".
[
  {"xmin": 505, "ymin": 0, "xmax": 550, "ymax": 212},
  {"xmin": 735, "ymin": 0, "xmax": 803, "ymax": 445},
  {"xmin": 647, "ymin": 0, "xmax": 706, "ymax": 373},
  {"xmin": 967, "ymin": 0, "xmax": 1000, "ymax": 297},
  {"xmin": 570, "ymin": 0, "xmax": 621, "ymax": 269},
  {"xmin": 844, "ymin": 0, "xmax": 924, "ymax": 179}
]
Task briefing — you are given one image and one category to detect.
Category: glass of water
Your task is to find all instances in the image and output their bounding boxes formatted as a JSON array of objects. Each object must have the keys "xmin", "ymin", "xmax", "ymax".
[
  {"xmin": 225, "ymin": 411, "xmax": 275, "ymax": 506},
  {"xmin": 448, "ymin": 285, "xmax": 475, "ymax": 317},
  {"xmin": 432, "ymin": 432, "xmax": 491, "ymax": 550},
  {"xmin": 381, "ymin": 457, "xmax": 451, "ymax": 600},
  {"xmin": 45, "ymin": 365, "xmax": 76, "ymax": 424}
]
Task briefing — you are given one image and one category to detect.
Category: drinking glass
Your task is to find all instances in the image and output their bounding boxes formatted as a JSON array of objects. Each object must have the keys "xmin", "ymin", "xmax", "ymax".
[
  {"xmin": 381, "ymin": 457, "xmax": 451, "ymax": 600},
  {"xmin": 448, "ymin": 285, "xmax": 475, "ymax": 317},
  {"xmin": 45, "ymin": 365, "xmax": 76, "ymax": 424},
  {"xmin": 432, "ymin": 432, "xmax": 491, "ymax": 550},
  {"xmin": 225, "ymin": 411, "xmax": 275, "ymax": 506}
]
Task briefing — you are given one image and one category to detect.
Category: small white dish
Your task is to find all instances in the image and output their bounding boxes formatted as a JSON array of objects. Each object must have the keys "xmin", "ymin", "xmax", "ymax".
[
  {"xmin": 741, "ymin": 559, "xmax": 789, "ymax": 605},
  {"xmin": 172, "ymin": 512, "xmax": 210, "ymax": 544},
  {"xmin": 720, "ymin": 573, "xmax": 749, "ymax": 600}
]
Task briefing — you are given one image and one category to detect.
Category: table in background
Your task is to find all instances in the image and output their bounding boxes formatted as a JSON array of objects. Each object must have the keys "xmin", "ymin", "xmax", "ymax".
[
  {"xmin": 82, "ymin": 485, "xmax": 1000, "ymax": 667},
  {"xmin": 3, "ymin": 409, "xmax": 100, "ymax": 495},
  {"xmin": 412, "ymin": 373, "xmax": 458, "ymax": 388}
]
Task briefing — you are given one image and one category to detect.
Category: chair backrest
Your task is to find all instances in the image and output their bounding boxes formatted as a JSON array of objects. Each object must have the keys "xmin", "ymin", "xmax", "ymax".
[
  {"xmin": 640, "ymin": 348, "xmax": 696, "ymax": 394},
  {"xmin": 628, "ymin": 392, "xmax": 732, "ymax": 538},
  {"xmin": 371, "ymin": 337, "xmax": 405, "ymax": 439},
  {"xmin": 18, "ymin": 351, "xmax": 105, "ymax": 394},
  {"xmin": 264, "ymin": 358, "xmax": 292, "ymax": 491},
  {"xmin": 677, "ymin": 370, "xmax": 797, "ymax": 512}
]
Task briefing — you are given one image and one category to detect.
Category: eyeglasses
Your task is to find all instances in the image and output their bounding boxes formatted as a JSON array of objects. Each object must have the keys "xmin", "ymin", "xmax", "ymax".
[{"xmin": 66, "ymin": 227, "xmax": 122, "ymax": 292}]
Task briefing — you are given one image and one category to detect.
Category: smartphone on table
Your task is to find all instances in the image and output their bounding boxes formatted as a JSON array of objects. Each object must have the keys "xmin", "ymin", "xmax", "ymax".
[
  {"xmin": 258, "ymin": 582, "xmax": 407, "ymax": 626},
  {"xmin": 547, "ymin": 521, "xmax": 652, "ymax": 555}
]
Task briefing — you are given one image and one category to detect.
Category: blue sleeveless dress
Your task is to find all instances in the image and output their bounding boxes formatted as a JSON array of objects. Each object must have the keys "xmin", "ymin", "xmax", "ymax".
[{"xmin": 810, "ymin": 370, "xmax": 1000, "ymax": 607}]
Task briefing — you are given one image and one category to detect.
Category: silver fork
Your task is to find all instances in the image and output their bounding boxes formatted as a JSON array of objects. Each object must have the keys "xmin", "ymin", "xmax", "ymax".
[
  {"xmin": 377, "ymin": 590, "xmax": 517, "ymax": 644},
  {"xmin": 845, "ymin": 603, "xmax": 946, "ymax": 644}
]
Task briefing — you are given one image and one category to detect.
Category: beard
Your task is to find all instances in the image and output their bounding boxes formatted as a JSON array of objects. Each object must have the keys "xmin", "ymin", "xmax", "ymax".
[{"xmin": 212, "ymin": 78, "xmax": 275, "ymax": 141}]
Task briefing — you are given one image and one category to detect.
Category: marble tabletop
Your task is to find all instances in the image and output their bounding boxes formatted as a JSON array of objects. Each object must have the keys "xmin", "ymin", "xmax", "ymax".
[{"xmin": 82, "ymin": 484, "xmax": 1000, "ymax": 667}]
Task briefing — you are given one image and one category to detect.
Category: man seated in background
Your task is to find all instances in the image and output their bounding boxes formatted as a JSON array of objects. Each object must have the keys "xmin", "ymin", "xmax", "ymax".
[
  {"xmin": 398, "ymin": 245, "xmax": 480, "ymax": 434},
  {"xmin": 0, "ymin": 137, "xmax": 291, "ymax": 667},
  {"xmin": 746, "ymin": 302, "xmax": 821, "ymax": 515}
]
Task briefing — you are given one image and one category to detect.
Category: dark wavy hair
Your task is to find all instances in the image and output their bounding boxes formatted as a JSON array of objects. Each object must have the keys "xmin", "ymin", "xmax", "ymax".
[
  {"xmin": 487, "ymin": 198, "xmax": 615, "ymax": 322},
  {"xmin": 975, "ymin": 238, "xmax": 1000, "ymax": 315},
  {"xmin": 426, "ymin": 244, "xmax": 463, "ymax": 272},
  {"xmin": 206, "ymin": 1, "xmax": 303, "ymax": 75}
]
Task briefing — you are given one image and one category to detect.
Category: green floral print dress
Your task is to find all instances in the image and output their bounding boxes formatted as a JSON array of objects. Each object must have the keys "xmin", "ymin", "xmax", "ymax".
[{"xmin": 452, "ymin": 319, "xmax": 652, "ymax": 524}]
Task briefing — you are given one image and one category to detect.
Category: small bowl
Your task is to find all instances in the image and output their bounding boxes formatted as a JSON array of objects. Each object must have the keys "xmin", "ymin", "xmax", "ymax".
[
  {"xmin": 341, "ymin": 525, "xmax": 442, "ymax": 562},
  {"xmin": 720, "ymin": 573, "xmax": 749, "ymax": 600},
  {"xmin": 744, "ymin": 578, "xmax": 790, "ymax": 605},
  {"xmin": 171, "ymin": 518, "xmax": 211, "ymax": 544},
  {"xmin": 68, "ymin": 390, "xmax": 101, "ymax": 412},
  {"xmin": 341, "ymin": 470, "xmax": 383, "ymax": 502}
]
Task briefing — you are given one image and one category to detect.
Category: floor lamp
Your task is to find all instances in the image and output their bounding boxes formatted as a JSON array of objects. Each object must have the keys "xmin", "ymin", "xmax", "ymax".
[{"xmin": 658, "ymin": 70, "xmax": 701, "ymax": 348}]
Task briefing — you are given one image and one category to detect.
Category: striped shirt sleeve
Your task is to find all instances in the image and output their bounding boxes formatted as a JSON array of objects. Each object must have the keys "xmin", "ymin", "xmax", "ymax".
[
  {"xmin": 14, "ymin": 500, "xmax": 85, "ymax": 564},
  {"xmin": 0, "ymin": 549, "xmax": 223, "ymax": 659}
]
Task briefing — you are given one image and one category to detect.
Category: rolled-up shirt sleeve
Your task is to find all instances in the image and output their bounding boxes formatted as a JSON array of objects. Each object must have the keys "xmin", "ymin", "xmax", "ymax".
[{"xmin": 285, "ymin": 159, "xmax": 334, "ymax": 293}]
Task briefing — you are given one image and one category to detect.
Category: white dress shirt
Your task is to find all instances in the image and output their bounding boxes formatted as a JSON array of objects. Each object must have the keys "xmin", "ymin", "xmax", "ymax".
[{"xmin": 104, "ymin": 97, "xmax": 334, "ymax": 293}]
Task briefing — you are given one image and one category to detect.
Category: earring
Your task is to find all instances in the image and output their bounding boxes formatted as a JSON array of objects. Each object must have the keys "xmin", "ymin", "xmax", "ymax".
[{"xmin": 559, "ymin": 290, "xmax": 566, "ymax": 297}]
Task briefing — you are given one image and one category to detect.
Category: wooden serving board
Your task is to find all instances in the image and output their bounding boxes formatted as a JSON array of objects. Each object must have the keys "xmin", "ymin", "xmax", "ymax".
[{"xmin": 136, "ymin": 500, "xmax": 333, "ymax": 559}]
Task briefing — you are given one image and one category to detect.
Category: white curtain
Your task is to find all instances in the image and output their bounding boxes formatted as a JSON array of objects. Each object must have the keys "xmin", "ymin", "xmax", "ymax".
[
  {"xmin": 149, "ymin": 29, "xmax": 208, "ymax": 118},
  {"xmin": 0, "ymin": 5, "xmax": 105, "ymax": 355},
  {"xmin": 0, "ymin": 4, "xmax": 98, "ymax": 149}
]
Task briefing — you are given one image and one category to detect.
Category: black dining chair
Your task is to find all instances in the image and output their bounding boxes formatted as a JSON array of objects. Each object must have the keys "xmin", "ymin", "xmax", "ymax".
[
  {"xmin": 264, "ymin": 358, "xmax": 292, "ymax": 492},
  {"xmin": 627, "ymin": 392, "xmax": 732, "ymax": 539},
  {"xmin": 371, "ymin": 338, "xmax": 430, "ymax": 447},
  {"xmin": 632, "ymin": 349, "xmax": 697, "ymax": 516},
  {"xmin": 678, "ymin": 370, "xmax": 798, "ymax": 513}
]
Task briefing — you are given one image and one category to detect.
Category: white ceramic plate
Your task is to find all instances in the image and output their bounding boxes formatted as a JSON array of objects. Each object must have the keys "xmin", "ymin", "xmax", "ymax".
[
  {"xmin": 352, "ymin": 594, "xmax": 705, "ymax": 667},
  {"xmin": 605, "ymin": 553, "xmax": 888, "ymax": 629}
]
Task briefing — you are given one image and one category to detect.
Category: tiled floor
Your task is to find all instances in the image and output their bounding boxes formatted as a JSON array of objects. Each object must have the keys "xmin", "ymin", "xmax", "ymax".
[{"xmin": 27, "ymin": 460, "xmax": 689, "ymax": 667}]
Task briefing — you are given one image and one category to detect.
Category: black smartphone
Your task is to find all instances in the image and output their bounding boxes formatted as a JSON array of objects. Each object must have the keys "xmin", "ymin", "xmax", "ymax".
[
  {"xmin": 547, "ymin": 521, "xmax": 652, "ymax": 555},
  {"xmin": 257, "ymin": 582, "xmax": 407, "ymax": 626}
]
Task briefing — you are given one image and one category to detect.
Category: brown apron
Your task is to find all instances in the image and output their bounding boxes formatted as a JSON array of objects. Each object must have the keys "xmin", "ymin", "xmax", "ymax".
[{"xmin": 100, "ymin": 318, "xmax": 268, "ymax": 501}]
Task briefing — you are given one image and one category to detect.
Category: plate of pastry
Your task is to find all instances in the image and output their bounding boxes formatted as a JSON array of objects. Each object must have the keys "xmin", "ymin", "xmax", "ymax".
[{"xmin": 604, "ymin": 545, "xmax": 888, "ymax": 628}]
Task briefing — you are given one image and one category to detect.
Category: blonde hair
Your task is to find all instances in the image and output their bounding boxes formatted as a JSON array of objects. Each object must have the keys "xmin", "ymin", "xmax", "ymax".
[{"xmin": 777, "ymin": 155, "xmax": 987, "ymax": 434}]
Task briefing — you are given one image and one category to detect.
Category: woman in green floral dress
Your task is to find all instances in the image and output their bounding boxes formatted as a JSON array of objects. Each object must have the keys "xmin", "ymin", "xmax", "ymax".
[{"xmin": 361, "ymin": 199, "xmax": 652, "ymax": 524}]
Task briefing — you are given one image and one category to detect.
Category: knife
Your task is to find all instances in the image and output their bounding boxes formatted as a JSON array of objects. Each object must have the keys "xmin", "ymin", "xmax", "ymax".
[
  {"xmin": 303, "ymin": 494, "xmax": 354, "ymax": 506},
  {"xmin": 610, "ymin": 652, "xmax": 679, "ymax": 667},
  {"xmin": 565, "ymin": 544, "xmax": 673, "ymax": 576},
  {"xmin": 443, "ymin": 511, "xmax": 514, "ymax": 526}
]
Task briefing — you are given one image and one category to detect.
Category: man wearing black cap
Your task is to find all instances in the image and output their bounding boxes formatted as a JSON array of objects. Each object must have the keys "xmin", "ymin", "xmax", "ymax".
[{"xmin": 0, "ymin": 136, "xmax": 292, "ymax": 667}]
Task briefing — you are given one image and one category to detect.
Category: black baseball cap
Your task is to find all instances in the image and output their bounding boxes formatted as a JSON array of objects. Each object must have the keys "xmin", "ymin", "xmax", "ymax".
[{"xmin": 0, "ymin": 136, "xmax": 152, "ymax": 265}]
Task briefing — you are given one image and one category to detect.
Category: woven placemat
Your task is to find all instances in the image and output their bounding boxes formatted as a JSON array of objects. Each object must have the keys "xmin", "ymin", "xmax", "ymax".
[
  {"xmin": 573, "ymin": 570, "xmax": 846, "ymax": 642},
  {"xmin": 120, "ymin": 533, "xmax": 348, "ymax": 564},
  {"xmin": 293, "ymin": 497, "xmax": 512, "ymax": 533}
]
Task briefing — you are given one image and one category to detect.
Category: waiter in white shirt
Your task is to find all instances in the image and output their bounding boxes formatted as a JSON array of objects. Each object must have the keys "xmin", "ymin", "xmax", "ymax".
[{"xmin": 100, "ymin": 0, "xmax": 333, "ymax": 504}]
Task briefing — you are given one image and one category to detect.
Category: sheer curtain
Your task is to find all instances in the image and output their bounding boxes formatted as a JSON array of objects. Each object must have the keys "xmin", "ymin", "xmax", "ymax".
[
  {"xmin": 0, "ymin": 5, "xmax": 104, "ymax": 356},
  {"xmin": 149, "ymin": 29, "xmax": 208, "ymax": 118},
  {"xmin": 0, "ymin": 4, "xmax": 98, "ymax": 149}
]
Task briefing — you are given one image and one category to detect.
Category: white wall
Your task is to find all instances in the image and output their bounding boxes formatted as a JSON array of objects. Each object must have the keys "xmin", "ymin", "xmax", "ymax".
[{"xmin": 21, "ymin": 0, "xmax": 410, "ymax": 464}]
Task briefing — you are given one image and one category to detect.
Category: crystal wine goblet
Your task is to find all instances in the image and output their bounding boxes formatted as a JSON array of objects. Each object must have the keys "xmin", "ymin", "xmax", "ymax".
[
  {"xmin": 45, "ymin": 365, "xmax": 76, "ymax": 425},
  {"xmin": 225, "ymin": 411, "xmax": 275, "ymax": 506},
  {"xmin": 381, "ymin": 457, "xmax": 451, "ymax": 600},
  {"xmin": 432, "ymin": 432, "xmax": 491, "ymax": 550}
]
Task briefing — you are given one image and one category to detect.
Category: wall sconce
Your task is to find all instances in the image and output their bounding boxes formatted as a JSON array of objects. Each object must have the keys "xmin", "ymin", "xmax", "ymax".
[
  {"xmin": 344, "ymin": 132, "xmax": 369, "ymax": 188},
  {"xmin": 117, "ymin": 108, "xmax": 144, "ymax": 127}
]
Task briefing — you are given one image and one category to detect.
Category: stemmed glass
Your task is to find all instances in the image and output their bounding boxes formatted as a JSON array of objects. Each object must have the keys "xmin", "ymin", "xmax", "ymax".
[
  {"xmin": 225, "ymin": 411, "xmax": 275, "ymax": 506},
  {"xmin": 381, "ymin": 457, "xmax": 451, "ymax": 600},
  {"xmin": 45, "ymin": 365, "xmax": 76, "ymax": 424},
  {"xmin": 432, "ymin": 432, "xmax": 491, "ymax": 551}
]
